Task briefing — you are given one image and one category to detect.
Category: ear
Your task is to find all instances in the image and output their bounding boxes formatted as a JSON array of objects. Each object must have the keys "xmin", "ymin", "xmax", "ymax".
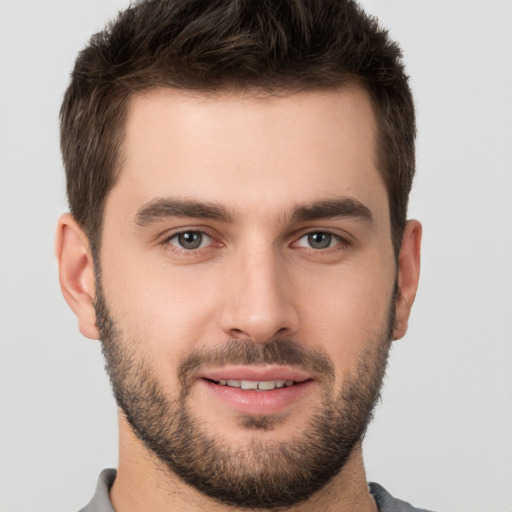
[
  {"xmin": 393, "ymin": 220, "xmax": 422, "ymax": 340},
  {"xmin": 55, "ymin": 213, "xmax": 99, "ymax": 340}
]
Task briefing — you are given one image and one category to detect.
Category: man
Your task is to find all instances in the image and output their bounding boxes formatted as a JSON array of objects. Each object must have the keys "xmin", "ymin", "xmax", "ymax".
[{"xmin": 55, "ymin": 0, "xmax": 428, "ymax": 510}]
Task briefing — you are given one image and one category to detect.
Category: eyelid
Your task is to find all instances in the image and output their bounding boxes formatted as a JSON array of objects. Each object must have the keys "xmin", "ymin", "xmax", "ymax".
[{"xmin": 160, "ymin": 225, "xmax": 216, "ymax": 242}]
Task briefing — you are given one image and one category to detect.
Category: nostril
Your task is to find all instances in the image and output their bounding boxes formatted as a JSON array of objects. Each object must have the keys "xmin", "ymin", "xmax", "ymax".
[
  {"xmin": 219, "ymin": 286, "xmax": 300, "ymax": 344},
  {"xmin": 228, "ymin": 328, "xmax": 250, "ymax": 340}
]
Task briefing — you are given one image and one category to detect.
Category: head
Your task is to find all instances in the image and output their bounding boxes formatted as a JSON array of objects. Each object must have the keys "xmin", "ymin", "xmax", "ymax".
[
  {"xmin": 56, "ymin": 1, "xmax": 421, "ymax": 509},
  {"xmin": 60, "ymin": 0, "xmax": 415, "ymax": 258}
]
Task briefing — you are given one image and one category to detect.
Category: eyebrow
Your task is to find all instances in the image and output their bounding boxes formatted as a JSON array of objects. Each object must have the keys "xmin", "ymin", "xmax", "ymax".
[
  {"xmin": 134, "ymin": 198, "xmax": 233, "ymax": 226},
  {"xmin": 291, "ymin": 198, "xmax": 373, "ymax": 223},
  {"xmin": 134, "ymin": 196, "xmax": 373, "ymax": 226}
]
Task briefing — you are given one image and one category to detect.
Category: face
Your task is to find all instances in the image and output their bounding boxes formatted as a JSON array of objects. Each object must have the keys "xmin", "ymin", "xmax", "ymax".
[{"xmin": 94, "ymin": 86, "xmax": 401, "ymax": 507}]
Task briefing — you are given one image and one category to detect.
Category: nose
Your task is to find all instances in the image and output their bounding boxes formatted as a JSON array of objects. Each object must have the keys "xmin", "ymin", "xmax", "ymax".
[{"xmin": 219, "ymin": 246, "xmax": 300, "ymax": 344}]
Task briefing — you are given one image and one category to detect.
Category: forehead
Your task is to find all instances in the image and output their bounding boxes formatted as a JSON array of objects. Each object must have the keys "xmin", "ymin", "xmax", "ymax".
[{"xmin": 110, "ymin": 85, "xmax": 387, "ymax": 225}]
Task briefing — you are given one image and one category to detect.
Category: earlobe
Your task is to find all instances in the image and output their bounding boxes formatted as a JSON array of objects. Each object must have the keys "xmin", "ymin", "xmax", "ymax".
[
  {"xmin": 393, "ymin": 220, "xmax": 422, "ymax": 340},
  {"xmin": 55, "ymin": 213, "xmax": 99, "ymax": 340}
]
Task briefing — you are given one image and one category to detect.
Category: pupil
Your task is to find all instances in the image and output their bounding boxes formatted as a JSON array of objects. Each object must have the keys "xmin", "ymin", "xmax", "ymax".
[
  {"xmin": 308, "ymin": 232, "xmax": 331, "ymax": 249},
  {"xmin": 179, "ymin": 232, "xmax": 202, "ymax": 249}
]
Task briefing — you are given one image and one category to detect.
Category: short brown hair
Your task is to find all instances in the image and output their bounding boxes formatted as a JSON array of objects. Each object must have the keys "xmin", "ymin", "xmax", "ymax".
[{"xmin": 60, "ymin": 0, "xmax": 415, "ymax": 255}]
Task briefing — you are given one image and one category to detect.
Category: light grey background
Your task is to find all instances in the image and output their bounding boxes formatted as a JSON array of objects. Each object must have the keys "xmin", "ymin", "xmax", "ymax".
[{"xmin": 0, "ymin": 1, "xmax": 511, "ymax": 511}]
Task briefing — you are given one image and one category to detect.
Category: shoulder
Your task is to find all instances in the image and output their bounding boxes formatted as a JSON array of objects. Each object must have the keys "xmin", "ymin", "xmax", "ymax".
[
  {"xmin": 369, "ymin": 482, "xmax": 436, "ymax": 512},
  {"xmin": 78, "ymin": 469, "xmax": 117, "ymax": 512}
]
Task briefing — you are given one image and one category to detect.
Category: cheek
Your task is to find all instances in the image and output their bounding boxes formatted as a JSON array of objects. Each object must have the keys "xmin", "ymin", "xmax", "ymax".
[
  {"xmin": 101, "ymin": 254, "xmax": 223, "ymax": 354},
  {"xmin": 296, "ymin": 259, "xmax": 395, "ymax": 372}
]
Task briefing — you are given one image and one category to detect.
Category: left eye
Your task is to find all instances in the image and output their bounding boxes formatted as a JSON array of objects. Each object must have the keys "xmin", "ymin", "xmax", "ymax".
[
  {"xmin": 168, "ymin": 231, "xmax": 212, "ymax": 250},
  {"xmin": 296, "ymin": 232, "xmax": 341, "ymax": 250}
]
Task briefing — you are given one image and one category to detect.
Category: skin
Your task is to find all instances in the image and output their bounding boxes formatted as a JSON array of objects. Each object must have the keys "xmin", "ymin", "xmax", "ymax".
[{"xmin": 56, "ymin": 85, "xmax": 421, "ymax": 512}]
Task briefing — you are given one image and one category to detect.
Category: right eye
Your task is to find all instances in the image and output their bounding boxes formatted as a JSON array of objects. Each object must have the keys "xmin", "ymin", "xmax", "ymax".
[{"xmin": 167, "ymin": 231, "xmax": 213, "ymax": 250}]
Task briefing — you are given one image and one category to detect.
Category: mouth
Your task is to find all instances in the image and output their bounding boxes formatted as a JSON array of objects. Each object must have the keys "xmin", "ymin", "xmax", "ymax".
[
  {"xmin": 206, "ymin": 378, "xmax": 298, "ymax": 391},
  {"xmin": 196, "ymin": 366, "xmax": 315, "ymax": 415}
]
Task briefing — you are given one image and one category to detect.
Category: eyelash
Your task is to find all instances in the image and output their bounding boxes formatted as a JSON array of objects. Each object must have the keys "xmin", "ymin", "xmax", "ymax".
[{"xmin": 163, "ymin": 229, "xmax": 350, "ymax": 254}]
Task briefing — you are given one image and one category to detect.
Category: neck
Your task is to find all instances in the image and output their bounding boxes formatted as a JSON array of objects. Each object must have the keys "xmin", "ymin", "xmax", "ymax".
[{"xmin": 111, "ymin": 415, "xmax": 377, "ymax": 512}]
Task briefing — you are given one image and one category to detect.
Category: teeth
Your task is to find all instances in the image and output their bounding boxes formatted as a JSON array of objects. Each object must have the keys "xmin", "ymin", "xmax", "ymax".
[
  {"xmin": 241, "ymin": 380, "xmax": 259, "ymax": 390},
  {"xmin": 257, "ymin": 381, "xmax": 276, "ymax": 391},
  {"xmin": 216, "ymin": 379, "xmax": 296, "ymax": 390}
]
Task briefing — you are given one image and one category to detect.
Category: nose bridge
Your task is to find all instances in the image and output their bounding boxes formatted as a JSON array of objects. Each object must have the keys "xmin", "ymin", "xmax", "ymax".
[{"xmin": 220, "ymin": 240, "xmax": 299, "ymax": 343}]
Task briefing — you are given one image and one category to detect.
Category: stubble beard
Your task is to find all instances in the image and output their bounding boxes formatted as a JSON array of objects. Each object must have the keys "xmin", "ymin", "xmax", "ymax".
[{"xmin": 94, "ymin": 273, "xmax": 395, "ymax": 509}]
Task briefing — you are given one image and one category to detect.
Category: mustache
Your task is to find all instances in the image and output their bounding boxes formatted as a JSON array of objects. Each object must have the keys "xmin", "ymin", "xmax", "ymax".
[{"xmin": 178, "ymin": 339, "xmax": 335, "ymax": 389}]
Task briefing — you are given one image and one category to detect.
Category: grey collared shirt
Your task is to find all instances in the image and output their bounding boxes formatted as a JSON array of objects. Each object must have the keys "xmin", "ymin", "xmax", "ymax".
[{"xmin": 79, "ymin": 469, "xmax": 434, "ymax": 512}]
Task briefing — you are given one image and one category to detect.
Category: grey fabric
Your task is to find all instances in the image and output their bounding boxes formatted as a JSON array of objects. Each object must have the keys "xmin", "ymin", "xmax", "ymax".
[
  {"xmin": 369, "ymin": 482, "xmax": 434, "ymax": 512},
  {"xmin": 79, "ymin": 469, "xmax": 116, "ymax": 512},
  {"xmin": 79, "ymin": 469, "xmax": 435, "ymax": 512}
]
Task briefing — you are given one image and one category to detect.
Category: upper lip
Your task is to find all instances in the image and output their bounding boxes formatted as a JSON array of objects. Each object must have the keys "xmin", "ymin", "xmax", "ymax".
[{"xmin": 196, "ymin": 365, "xmax": 313, "ymax": 383}]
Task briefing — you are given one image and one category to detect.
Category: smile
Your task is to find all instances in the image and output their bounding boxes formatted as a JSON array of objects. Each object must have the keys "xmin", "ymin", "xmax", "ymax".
[{"xmin": 213, "ymin": 379, "xmax": 296, "ymax": 390}]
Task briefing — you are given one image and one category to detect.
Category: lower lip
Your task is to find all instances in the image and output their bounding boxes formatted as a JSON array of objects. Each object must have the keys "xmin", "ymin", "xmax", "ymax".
[{"xmin": 199, "ymin": 379, "xmax": 315, "ymax": 415}]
